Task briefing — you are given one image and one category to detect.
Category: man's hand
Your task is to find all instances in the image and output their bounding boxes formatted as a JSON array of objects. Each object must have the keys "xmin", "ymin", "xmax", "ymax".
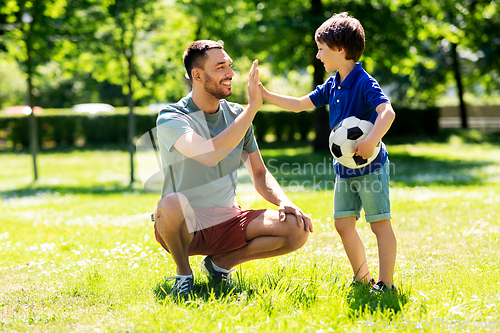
[
  {"xmin": 279, "ymin": 201, "xmax": 313, "ymax": 233},
  {"xmin": 248, "ymin": 60, "xmax": 262, "ymax": 111},
  {"xmin": 351, "ymin": 137, "xmax": 377, "ymax": 159}
]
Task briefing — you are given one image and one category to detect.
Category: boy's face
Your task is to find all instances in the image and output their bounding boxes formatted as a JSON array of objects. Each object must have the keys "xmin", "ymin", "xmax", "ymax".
[{"xmin": 316, "ymin": 41, "xmax": 343, "ymax": 72}]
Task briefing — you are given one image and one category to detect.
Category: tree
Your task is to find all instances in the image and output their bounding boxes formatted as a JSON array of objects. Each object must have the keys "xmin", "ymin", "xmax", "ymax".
[
  {"xmin": 389, "ymin": 0, "xmax": 500, "ymax": 128},
  {"xmin": 75, "ymin": 0, "xmax": 191, "ymax": 185},
  {"xmin": 0, "ymin": 0, "xmax": 68, "ymax": 180},
  {"xmin": 442, "ymin": 0, "xmax": 500, "ymax": 127}
]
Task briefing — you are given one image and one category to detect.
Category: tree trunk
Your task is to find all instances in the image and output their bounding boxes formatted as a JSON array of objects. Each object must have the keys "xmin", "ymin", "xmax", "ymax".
[
  {"xmin": 26, "ymin": 30, "xmax": 38, "ymax": 181},
  {"xmin": 27, "ymin": 76, "xmax": 38, "ymax": 181},
  {"xmin": 311, "ymin": 0, "xmax": 330, "ymax": 152},
  {"xmin": 451, "ymin": 43, "xmax": 468, "ymax": 129},
  {"xmin": 127, "ymin": 59, "xmax": 135, "ymax": 185},
  {"xmin": 312, "ymin": 58, "xmax": 329, "ymax": 152}
]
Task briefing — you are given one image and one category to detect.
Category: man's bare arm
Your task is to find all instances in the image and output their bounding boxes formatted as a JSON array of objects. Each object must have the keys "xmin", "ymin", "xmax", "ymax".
[
  {"xmin": 242, "ymin": 150, "xmax": 313, "ymax": 232},
  {"xmin": 174, "ymin": 60, "xmax": 262, "ymax": 166}
]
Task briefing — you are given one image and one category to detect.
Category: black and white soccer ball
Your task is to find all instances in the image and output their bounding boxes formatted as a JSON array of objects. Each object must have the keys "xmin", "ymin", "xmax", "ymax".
[{"xmin": 328, "ymin": 116, "xmax": 381, "ymax": 169}]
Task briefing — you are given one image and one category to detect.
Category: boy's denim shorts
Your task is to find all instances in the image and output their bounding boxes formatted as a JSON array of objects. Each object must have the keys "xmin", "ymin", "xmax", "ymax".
[{"xmin": 333, "ymin": 161, "xmax": 392, "ymax": 223}]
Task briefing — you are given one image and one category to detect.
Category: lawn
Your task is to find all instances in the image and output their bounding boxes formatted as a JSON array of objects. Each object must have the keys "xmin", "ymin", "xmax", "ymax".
[{"xmin": 1, "ymin": 137, "xmax": 499, "ymax": 332}]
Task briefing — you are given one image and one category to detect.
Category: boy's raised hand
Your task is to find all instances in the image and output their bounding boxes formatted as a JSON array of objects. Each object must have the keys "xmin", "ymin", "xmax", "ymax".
[
  {"xmin": 258, "ymin": 81, "xmax": 270, "ymax": 100},
  {"xmin": 247, "ymin": 60, "xmax": 262, "ymax": 111}
]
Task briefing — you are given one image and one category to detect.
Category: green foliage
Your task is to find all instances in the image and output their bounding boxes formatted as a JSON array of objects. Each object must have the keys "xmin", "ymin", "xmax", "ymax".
[
  {"xmin": 178, "ymin": 0, "xmax": 326, "ymax": 93},
  {"xmin": 177, "ymin": 0, "xmax": 500, "ymax": 108},
  {"xmin": 0, "ymin": 0, "xmax": 98, "ymax": 79},
  {"xmin": 0, "ymin": 54, "xmax": 25, "ymax": 108},
  {"xmin": 386, "ymin": 0, "xmax": 500, "ymax": 106},
  {"xmin": 72, "ymin": 0, "xmax": 192, "ymax": 104},
  {"xmin": 0, "ymin": 0, "xmax": 498, "ymax": 115}
]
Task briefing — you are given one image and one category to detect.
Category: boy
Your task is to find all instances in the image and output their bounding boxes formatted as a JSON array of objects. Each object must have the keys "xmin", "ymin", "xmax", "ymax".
[{"xmin": 258, "ymin": 12, "xmax": 397, "ymax": 292}]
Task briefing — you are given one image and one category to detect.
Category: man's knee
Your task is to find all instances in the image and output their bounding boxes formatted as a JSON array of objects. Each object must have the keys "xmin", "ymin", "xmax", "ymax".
[
  {"xmin": 157, "ymin": 192, "xmax": 187, "ymax": 211},
  {"xmin": 155, "ymin": 192, "xmax": 189, "ymax": 228},
  {"xmin": 284, "ymin": 213, "xmax": 309, "ymax": 251}
]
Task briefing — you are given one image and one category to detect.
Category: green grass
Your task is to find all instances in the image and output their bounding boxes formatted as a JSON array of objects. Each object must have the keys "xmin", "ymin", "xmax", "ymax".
[{"xmin": 1, "ymin": 139, "xmax": 500, "ymax": 332}]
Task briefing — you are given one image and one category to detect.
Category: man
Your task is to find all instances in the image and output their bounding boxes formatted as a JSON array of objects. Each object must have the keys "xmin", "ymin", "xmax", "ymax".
[{"xmin": 154, "ymin": 40, "xmax": 313, "ymax": 296}]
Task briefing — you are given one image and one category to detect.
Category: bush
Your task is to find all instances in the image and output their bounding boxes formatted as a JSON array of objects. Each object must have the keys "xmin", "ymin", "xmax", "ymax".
[
  {"xmin": 0, "ymin": 106, "xmax": 438, "ymax": 149},
  {"xmin": 253, "ymin": 110, "xmax": 314, "ymax": 142},
  {"xmin": 0, "ymin": 114, "xmax": 157, "ymax": 147},
  {"xmin": 386, "ymin": 106, "xmax": 440, "ymax": 136}
]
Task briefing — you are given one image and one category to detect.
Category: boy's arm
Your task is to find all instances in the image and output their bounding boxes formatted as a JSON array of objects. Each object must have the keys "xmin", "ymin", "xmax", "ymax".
[
  {"xmin": 259, "ymin": 83, "xmax": 315, "ymax": 112},
  {"xmin": 351, "ymin": 103, "xmax": 395, "ymax": 159}
]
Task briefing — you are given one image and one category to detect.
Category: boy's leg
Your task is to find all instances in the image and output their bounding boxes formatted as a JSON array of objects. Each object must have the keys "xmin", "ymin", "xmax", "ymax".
[
  {"xmin": 358, "ymin": 162, "xmax": 395, "ymax": 287},
  {"xmin": 370, "ymin": 219, "xmax": 397, "ymax": 287},
  {"xmin": 209, "ymin": 210, "xmax": 309, "ymax": 270},
  {"xmin": 333, "ymin": 174, "xmax": 372, "ymax": 283},
  {"xmin": 335, "ymin": 216, "xmax": 373, "ymax": 283}
]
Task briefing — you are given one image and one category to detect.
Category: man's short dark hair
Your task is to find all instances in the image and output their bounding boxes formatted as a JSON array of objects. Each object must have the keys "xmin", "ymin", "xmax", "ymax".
[
  {"xmin": 183, "ymin": 40, "xmax": 224, "ymax": 80},
  {"xmin": 315, "ymin": 12, "xmax": 365, "ymax": 62}
]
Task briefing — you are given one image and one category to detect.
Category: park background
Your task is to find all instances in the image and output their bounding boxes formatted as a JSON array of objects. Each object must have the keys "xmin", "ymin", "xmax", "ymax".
[{"xmin": 1, "ymin": 0, "xmax": 499, "ymax": 332}]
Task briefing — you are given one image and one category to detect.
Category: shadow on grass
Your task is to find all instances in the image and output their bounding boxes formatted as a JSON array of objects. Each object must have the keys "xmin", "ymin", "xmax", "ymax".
[
  {"xmin": 2, "ymin": 137, "xmax": 496, "ymax": 202},
  {"xmin": 153, "ymin": 268, "xmax": 263, "ymax": 303},
  {"xmin": 346, "ymin": 283, "xmax": 410, "ymax": 317},
  {"xmin": 260, "ymin": 143, "xmax": 494, "ymax": 188},
  {"xmin": 388, "ymin": 151, "xmax": 492, "ymax": 187},
  {"xmin": 153, "ymin": 278, "xmax": 250, "ymax": 303},
  {"xmin": 384, "ymin": 129, "xmax": 500, "ymax": 146}
]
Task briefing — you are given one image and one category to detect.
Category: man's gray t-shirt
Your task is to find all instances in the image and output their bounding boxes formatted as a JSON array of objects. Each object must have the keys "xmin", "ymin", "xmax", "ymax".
[{"xmin": 156, "ymin": 94, "xmax": 258, "ymax": 214}]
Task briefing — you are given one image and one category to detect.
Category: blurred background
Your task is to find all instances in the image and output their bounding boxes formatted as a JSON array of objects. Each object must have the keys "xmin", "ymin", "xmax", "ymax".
[{"xmin": 1, "ymin": 0, "xmax": 499, "ymax": 183}]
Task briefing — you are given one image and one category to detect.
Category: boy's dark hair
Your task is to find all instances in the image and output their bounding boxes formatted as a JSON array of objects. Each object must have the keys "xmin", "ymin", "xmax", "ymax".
[
  {"xmin": 183, "ymin": 40, "xmax": 224, "ymax": 80},
  {"xmin": 315, "ymin": 12, "xmax": 365, "ymax": 62}
]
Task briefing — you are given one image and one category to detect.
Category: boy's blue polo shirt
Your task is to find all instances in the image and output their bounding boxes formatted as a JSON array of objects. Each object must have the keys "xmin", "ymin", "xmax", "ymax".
[{"xmin": 309, "ymin": 63, "xmax": 390, "ymax": 178}]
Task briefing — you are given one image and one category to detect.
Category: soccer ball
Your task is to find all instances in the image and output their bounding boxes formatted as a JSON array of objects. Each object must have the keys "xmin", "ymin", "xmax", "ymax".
[{"xmin": 328, "ymin": 116, "xmax": 381, "ymax": 169}]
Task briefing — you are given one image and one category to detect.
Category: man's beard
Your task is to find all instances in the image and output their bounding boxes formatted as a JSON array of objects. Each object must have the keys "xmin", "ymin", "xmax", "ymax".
[{"xmin": 204, "ymin": 72, "xmax": 232, "ymax": 99}]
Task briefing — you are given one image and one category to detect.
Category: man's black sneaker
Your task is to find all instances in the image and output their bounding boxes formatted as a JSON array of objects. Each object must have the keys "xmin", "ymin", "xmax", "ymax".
[
  {"xmin": 201, "ymin": 256, "xmax": 234, "ymax": 285},
  {"xmin": 166, "ymin": 275, "xmax": 194, "ymax": 297}
]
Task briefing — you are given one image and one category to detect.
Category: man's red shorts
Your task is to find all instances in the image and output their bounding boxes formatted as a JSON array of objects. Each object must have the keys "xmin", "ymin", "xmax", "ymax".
[{"xmin": 154, "ymin": 208, "xmax": 266, "ymax": 256}]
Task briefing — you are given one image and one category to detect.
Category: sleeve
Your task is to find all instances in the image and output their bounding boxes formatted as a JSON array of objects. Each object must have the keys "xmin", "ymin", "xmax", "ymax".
[
  {"xmin": 364, "ymin": 76, "xmax": 390, "ymax": 110},
  {"xmin": 308, "ymin": 77, "xmax": 334, "ymax": 108},
  {"xmin": 156, "ymin": 111, "xmax": 194, "ymax": 151},
  {"xmin": 243, "ymin": 123, "xmax": 259, "ymax": 154},
  {"xmin": 227, "ymin": 101, "xmax": 259, "ymax": 154}
]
